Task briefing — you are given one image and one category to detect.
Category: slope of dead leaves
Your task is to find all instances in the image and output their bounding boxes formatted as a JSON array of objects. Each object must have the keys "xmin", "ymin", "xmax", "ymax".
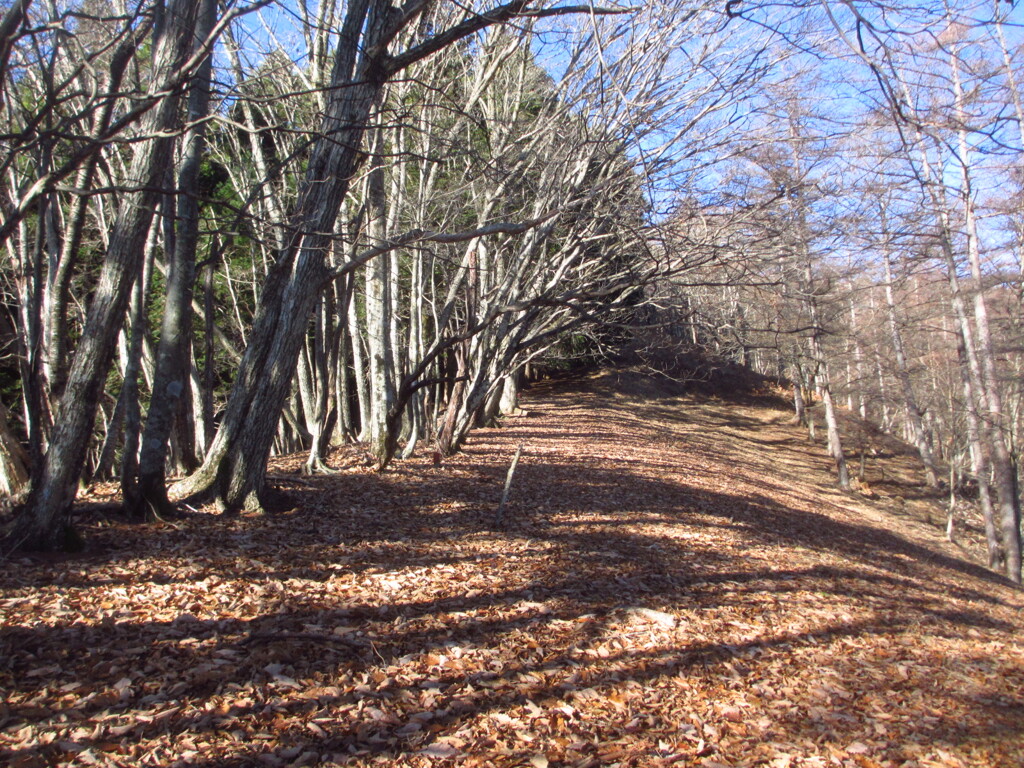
[{"xmin": 2, "ymin": 370, "xmax": 1023, "ymax": 768}]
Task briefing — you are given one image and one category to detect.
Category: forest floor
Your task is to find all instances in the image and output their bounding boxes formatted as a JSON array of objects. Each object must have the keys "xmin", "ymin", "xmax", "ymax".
[{"xmin": 2, "ymin": 369, "xmax": 1023, "ymax": 768}]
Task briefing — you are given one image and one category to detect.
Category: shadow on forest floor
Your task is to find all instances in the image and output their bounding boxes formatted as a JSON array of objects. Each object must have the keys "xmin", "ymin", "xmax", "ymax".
[{"xmin": 1, "ymin": 370, "xmax": 1022, "ymax": 767}]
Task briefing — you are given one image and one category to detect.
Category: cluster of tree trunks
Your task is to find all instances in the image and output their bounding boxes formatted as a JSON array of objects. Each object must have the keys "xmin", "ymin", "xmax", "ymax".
[{"xmin": 0, "ymin": 0, "xmax": 1019, "ymax": 586}]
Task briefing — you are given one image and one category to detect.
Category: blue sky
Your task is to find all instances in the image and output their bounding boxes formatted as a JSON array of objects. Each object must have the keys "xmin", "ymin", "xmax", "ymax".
[{"xmin": 220, "ymin": 0, "xmax": 1024, "ymax": 257}]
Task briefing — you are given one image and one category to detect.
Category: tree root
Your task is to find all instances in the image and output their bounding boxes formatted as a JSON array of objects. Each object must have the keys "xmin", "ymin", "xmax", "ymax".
[{"xmin": 302, "ymin": 458, "xmax": 339, "ymax": 476}]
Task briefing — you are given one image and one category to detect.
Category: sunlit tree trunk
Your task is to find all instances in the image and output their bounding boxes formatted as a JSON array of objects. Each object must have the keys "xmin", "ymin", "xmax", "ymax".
[
  {"xmin": 954, "ymin": 321, "xmax": 1001, "ymax": 567},
  {"xmin": 364, "ymin": 125, "xmax": 396, "ymax": 464},
  {"xmin": 951, "ymin": 43, "xmax": 1020, "ymax": 580},
  {"xmin": 807, "ymin": 327, "xmax": 850, "ymax": 490},
  {"xmin": 847, "ymin": 299, "xmax": 867, "ymax": 420}
]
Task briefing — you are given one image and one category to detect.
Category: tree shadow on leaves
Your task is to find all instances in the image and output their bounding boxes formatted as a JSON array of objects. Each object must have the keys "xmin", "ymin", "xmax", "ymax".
[{"xmin": 1, "ymin": 382, "xmax": 1021, "ymax": 767}]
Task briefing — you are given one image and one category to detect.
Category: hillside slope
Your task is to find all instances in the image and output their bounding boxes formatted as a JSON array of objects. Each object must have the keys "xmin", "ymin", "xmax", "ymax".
[{"xmin": 2, "ymin": 371, "xmax": 1022, "ymax": 767}]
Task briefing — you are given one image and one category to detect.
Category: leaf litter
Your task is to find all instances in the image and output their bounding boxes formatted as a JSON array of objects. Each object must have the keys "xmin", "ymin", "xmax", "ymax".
[{"xmin": 2, "ymin": 371, "xmax": 1022, "ymax": 767}]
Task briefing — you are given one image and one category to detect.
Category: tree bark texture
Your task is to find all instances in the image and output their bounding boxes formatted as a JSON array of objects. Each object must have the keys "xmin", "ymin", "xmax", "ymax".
[
  {"xmin": 6, "ymin": 0, "xmax": 200, "ymax": 551},
  {"xmin": 132, "ymin": 0, "xmax": 217, "ymax": 520}
]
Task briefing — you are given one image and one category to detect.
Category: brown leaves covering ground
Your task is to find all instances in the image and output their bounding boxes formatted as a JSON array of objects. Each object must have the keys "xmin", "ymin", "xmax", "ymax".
[{"xmin": 2, "ymin": 370, "xmax": 1022, "ymax": 768}]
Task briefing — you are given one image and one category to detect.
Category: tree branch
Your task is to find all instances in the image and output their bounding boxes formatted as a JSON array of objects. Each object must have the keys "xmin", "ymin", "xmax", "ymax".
[
  {"xmin": 383, "ymin": 2, "xmax": 636, "ymax": 76},
  {"xmin": 323, "ymin": 211, "xmax": 561, "ymax": 284}
]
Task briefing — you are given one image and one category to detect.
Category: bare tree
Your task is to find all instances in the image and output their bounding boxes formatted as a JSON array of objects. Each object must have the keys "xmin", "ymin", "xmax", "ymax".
[
  {"xmin": 171, "ymin": 0, "xmax": 633, "ymax": 513},
  {"xmin": 5, "ymin": 0, "xmax": 218, "ymax": 551}
]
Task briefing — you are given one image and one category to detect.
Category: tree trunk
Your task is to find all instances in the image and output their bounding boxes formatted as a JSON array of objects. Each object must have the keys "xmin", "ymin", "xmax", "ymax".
[
  {"xmin": 805, "ymin": 274, "xmax": 849, "ymax": 490},
  {"xmin": 131, "ymin": 0, "xmax": 216, "ymax": 519},
  {"xmin": 300, "ymin": 294, "xmax": 337, "ymax": 475},
  {"xmin": 200, "ymin": 260, "xmax": 216, "ymax": 448},
  {"xmin": 881, "ymin": 238, "xmax": 939, "ymax": 487},
  {"xmin": 349, "ymin": 277, "xmax": 371, "ymax": 441},
  {"xmin": 365, "ymin": 126, "xmax": 396, "ymax": 465},
  {"xmin": 500, "ymin": 371, "xmax": 520, "ymax": 415},
  {"xmin": 848, "ymin": 300, "xmax": 867, "ymax": 420},
  {"xmin": 808, "ymin": 338, "xmax": 849, "ymax": 490},
  {"xmin": 120, "ymin": 231, "xmax": 156, "ymax": 511},
  {"xmin": 5, "ymin": 0, "xmax": 200, "ymax": 552},
  {"xmin": 332, "ymin": 270, "xmax": 356, "ymax": 443},
  {"xmin": 792, "ymin": 359, "xmax": 806, "ymax": 426},
  {"xmin": 955, "ymin": 324, "xmax": 1001, "ymax": 567},
  {"xmin": 0, "ymin": 402, "xmax": 28, "ymax": 497}
]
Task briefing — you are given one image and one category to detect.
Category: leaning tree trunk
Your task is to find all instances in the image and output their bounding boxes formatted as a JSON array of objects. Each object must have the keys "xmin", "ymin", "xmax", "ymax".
[
  {"xmin": 791, "ymin": 354, "xmax": 807, "ymax": 426},
  {"xmin": 170, "ymin": 0, "xmax": 389, "ymax": 512},
  {"xmin": 171, "ymin": 0, "xmax": 570, "ymax": 511},
  {"xmin": 5, "ymin": 0, "xmax": 199, "ymax": 552}
]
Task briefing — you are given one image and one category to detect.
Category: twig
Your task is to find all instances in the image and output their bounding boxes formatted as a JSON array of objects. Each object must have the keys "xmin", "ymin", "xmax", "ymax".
[
  {"xmin": 496, "ymin": 444, "xmax": 524, "ymax": 525},
  {"xmin": 369, "ymin": 640, "xmax": 388, "ymax": 666}
]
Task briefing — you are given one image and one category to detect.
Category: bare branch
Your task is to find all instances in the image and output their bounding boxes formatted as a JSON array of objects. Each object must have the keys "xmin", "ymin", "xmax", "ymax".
[{"xmin": 384, "ymin": 2, "xmax": 635, "ymax": 75}]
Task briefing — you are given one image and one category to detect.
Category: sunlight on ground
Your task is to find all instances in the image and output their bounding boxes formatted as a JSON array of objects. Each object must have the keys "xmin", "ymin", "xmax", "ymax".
[{"xmin": 2, "ymin": 374, "xmax": 1022, "ymax": 767}]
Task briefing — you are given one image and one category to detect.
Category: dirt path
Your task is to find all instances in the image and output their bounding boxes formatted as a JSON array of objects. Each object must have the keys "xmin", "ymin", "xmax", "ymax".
[{"xmin": 2, "ymin": 372, "xmax": 1022, "ymax": 767}]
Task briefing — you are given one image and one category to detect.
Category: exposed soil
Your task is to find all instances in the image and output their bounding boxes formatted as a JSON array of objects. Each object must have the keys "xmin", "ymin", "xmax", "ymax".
[{"xmin": 2, "ymin": 370, "xmax": 1022, "ymax": 768}]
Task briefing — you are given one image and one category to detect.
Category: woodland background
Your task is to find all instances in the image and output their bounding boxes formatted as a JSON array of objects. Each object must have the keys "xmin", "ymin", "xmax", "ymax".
[{"xmin": 0, "ymin": 0, "xmax": 1022, "ymax": 586}]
